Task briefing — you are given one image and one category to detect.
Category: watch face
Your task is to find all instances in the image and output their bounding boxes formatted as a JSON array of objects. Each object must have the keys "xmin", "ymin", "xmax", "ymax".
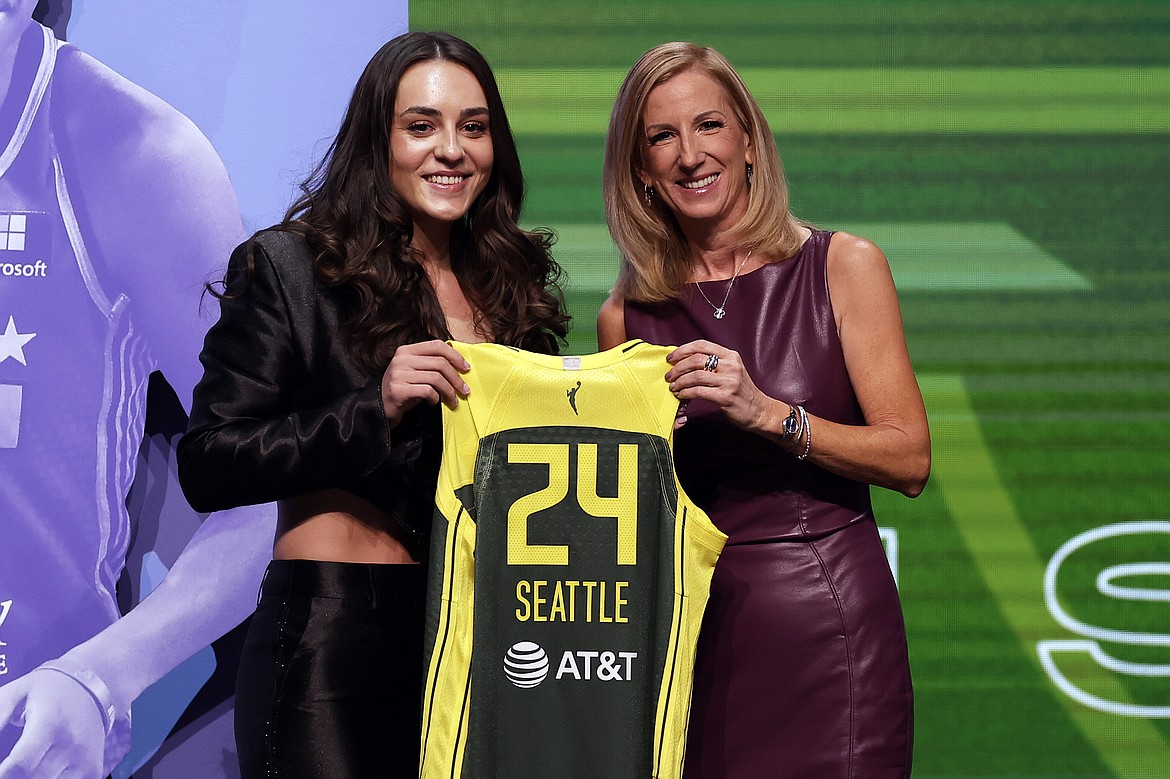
[{"xmin": 783, "ymin": 410, "xmax": 799, "ymax": 437}]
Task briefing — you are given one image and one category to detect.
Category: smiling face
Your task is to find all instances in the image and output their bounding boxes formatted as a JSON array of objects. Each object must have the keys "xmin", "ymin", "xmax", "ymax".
[
  {"xmin": 638, "ymin": 68, "xmax": 754, "ymax": 240},
  {"xmin": 390, "ymin": 60, "xmax": 494, "ymax": 235}
]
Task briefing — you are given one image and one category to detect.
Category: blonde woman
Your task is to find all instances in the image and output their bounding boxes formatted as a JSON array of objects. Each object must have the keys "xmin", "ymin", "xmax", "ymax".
[{"xmin": 598, "ymin": 42, "xmax": 929, "ymax": 778}]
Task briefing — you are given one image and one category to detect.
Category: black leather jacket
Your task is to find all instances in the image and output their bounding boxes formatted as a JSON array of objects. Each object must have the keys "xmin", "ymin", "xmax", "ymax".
[{"xmin": 177, "ymin": 230, "xmax": 439, "ymax": 554}]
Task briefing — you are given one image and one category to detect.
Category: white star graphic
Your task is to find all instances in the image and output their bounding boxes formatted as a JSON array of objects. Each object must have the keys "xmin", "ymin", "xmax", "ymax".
[{"xmin": 0, "ymin": 316, "xmax": 36, "ymax": 366}]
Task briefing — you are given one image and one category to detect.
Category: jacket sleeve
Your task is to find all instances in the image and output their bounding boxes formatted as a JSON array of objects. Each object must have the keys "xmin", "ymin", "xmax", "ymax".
[{"xmin": 176, "ymin": 236, "xmax": 401, "ymax": 513}]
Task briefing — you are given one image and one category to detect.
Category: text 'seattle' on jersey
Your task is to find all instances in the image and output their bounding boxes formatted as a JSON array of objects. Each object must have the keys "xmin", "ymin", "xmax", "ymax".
[{"xmin": 420, "ymin": 340, "xmax": 726, "ymax": 778}]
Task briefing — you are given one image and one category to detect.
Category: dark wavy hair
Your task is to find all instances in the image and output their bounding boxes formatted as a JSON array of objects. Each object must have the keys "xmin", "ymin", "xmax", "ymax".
[{"xmin": 273, "ymin": 31, "xmax": 568, "ymax": 372}]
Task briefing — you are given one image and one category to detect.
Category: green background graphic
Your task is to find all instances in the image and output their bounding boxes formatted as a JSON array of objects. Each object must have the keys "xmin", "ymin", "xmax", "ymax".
[{"xmin": 414, "ymin": 2, "xmax": 1170, "ymax": 776}]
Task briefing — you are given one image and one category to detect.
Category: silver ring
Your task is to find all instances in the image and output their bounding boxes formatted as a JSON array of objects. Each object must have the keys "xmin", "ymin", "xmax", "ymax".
[{"xmin": 704, "ymin": 353, "xmax": 719, "ymax": 372}]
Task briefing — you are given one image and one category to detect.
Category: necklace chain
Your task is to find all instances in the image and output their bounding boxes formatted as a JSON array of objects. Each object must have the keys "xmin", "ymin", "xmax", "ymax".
[{"xmin": 695, "ymin": 250, "xmax": 753, "ymax": 320}]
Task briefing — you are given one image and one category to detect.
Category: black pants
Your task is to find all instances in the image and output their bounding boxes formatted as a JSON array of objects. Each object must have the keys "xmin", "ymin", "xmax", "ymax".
[{"xmin": 235, "ymin": 559, "xmax": 428, "ymax": 778}]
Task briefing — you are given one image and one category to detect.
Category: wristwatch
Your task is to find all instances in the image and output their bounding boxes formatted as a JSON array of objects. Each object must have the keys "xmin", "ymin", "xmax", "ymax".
[{"xmin": 781, "ymin": 404, "xmax": 800, "ymax": 439}]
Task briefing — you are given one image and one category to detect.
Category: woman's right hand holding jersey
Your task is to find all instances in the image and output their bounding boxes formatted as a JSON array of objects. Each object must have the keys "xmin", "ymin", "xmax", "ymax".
[{"xmin": 380, "ymin": 340, "xmax": 471, "ymax": 427}]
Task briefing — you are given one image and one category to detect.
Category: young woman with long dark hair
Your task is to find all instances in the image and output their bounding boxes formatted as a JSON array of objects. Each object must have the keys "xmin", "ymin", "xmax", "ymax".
[{"xmin": 177, "ymin": 31, "xmax": 568, "ymax": 778}]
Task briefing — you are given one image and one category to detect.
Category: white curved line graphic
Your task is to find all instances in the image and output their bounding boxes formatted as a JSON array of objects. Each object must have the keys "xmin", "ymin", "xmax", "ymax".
[
  {"xmin": 1037, "ymin": 640, "xmax": 1170, "ymax": 718},
  {"xmin": 1096, "ymin": 562, "xmax": 1170, "ymax": 603},
  {"xmin": 1044, "ymin": 521, "xmax": 1170, "ymax": 647}
]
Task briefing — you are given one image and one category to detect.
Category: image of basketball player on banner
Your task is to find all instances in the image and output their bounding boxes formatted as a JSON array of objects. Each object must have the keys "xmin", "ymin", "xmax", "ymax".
[
  {"xmin": 0, "ymin": 1, "xmax": 277, "ymax": 776},
  {"xmin": 0, "ymin": 1, "xmax": 408, "ymax": 776}
]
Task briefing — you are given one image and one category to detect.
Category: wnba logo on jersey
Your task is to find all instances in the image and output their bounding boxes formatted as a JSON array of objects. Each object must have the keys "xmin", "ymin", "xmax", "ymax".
[
  {"xmin": 503, "ymin": 640, "xmax": 638, "ymax": 688},
  {"xmin": 566, "ymin": 380, "xmax": 582, "ymax": 415}
]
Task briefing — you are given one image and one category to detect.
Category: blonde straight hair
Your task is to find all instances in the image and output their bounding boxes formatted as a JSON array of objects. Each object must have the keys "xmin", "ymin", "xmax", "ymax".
[{"xmin": 603, "ymin": 42, "xmax": 806, "ymax": 303}]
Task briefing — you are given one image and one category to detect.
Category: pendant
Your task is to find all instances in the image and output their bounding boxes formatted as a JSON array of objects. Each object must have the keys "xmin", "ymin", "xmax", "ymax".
[{"xmin": 713, "ymin": 308, "xmax": 726, "ymax": 319}]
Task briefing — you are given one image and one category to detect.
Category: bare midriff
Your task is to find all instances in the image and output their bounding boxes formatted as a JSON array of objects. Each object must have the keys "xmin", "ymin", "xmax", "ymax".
[{"xmin": 273, "ymin": 488, "xmax": 417, "ymax": 564}]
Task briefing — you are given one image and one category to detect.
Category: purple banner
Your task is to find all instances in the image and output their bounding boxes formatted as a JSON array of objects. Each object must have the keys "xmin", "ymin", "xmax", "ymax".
[{"xmin": 0, "ymin": 2, "xmax": 408, "ymax": 776}]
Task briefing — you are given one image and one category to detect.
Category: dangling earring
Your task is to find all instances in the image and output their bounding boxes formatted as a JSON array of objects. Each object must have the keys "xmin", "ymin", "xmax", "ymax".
[
  {"xmin": 643, "ymin": 184, "xmax": 655, "ymax": 207},
  {"xmin": 746, "ymin": 163, "xmax": 754, "ymax": 188}
]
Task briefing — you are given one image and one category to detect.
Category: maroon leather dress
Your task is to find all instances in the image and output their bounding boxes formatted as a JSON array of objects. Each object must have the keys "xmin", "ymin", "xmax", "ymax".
[{"xmin": 625, "ymin": 230, "xmax": 913, "ymax": 778}]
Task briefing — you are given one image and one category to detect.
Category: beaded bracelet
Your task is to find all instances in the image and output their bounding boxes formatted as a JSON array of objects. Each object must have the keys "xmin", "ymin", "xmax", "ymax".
[{"xmin": 796, "ymin": 405, "xmax": 812, "ymax": 461}]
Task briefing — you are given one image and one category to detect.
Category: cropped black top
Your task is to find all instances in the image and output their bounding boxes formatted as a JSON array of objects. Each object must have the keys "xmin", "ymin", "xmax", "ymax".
[{"xmin": 176, "ymin": 230, "xmax": 440, "ymax": 556}]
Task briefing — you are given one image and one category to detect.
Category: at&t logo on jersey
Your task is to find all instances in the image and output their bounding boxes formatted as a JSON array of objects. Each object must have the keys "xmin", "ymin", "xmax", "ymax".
[
  {"xmin": 504, "ymin": 641, "xmax": 549, "ymax": 688},
  {"xmin": 504, "ymin": 640, "xmax": 638, "ymax": 688}
]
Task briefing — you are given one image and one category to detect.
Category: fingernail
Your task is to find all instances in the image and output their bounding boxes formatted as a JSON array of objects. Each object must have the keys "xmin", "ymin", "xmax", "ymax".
[{"xmin": 462, "ymin": 383, "xmax": 471, "ymax": 394}]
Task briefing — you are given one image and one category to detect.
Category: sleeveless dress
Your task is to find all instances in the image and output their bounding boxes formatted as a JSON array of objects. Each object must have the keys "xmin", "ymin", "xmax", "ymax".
[{"xmin": 624, "ymin": 230, "xmax": 913, "ymax": 778}]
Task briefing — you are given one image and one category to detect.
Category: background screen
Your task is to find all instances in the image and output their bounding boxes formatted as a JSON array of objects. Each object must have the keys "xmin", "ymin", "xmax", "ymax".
[{"xmin": 413, "ymin": 2, "xmax": 1170, "ymax": 776}]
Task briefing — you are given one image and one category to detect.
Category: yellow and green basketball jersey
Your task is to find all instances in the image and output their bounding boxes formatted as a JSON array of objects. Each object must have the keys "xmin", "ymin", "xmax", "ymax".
[{"xmin": 420, "ymin": 340, "xmax": 727, "ymax": 779}]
